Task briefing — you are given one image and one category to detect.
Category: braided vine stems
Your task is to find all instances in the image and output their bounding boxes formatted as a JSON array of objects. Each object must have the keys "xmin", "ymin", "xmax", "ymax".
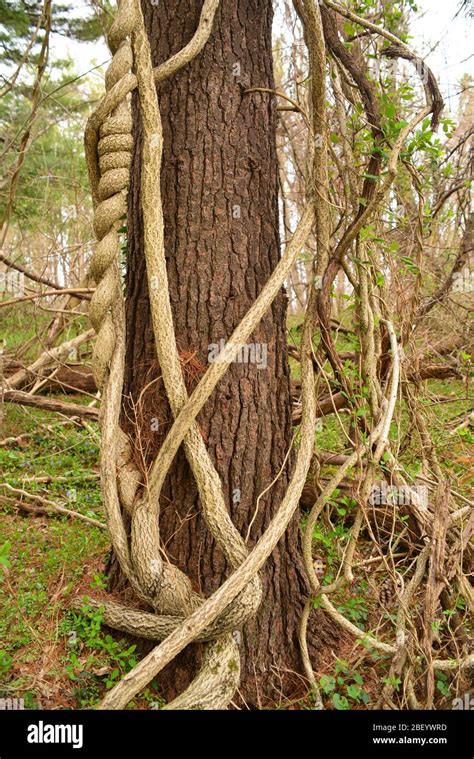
[{"xmin": 84, "ymin": 0, "xmax": 317, "ymax": 709}]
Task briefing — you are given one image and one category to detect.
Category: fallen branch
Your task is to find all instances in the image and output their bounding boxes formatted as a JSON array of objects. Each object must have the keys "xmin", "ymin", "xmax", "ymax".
[
  {"xmin": 0, "ymin": 287, "xmax": 94, "ymax": 309},
  {"xmin": 0, "ymin": 251, "xmax": 62, "ymax": 291},
  {"xmin": 6, "ymin": 330, "xmax": 95, "ymax": 390},
  {"xmin": 2, "ymin": 390, "xmax": 99, "ymax": 420},
  {"xmin": 0, "ymin": 484, "xmax": 105, "ymax": 529},
  {"xmin": 4, "ymin": 361, "xmax": 97, "ymax": 395}
]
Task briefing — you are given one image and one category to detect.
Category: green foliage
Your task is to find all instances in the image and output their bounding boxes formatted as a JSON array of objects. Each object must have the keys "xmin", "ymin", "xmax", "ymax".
[
  {"xmin": 435, "ymin": 671, "xmax": 451, "ymax": 699},
  {"xmin": 0, "ymin": 0, "xmax": 109, "ymax": 65},
  {"xmin": 382, "ymin": 675, "xmax": 402, "ymax": 691},
  {"xmin": 0, "ymin": 61, "xmax": 95, "ymax": 229},
  {"xmin": 63, "ymin": 603, "xmax": 138, "ymax": 674},
  {"xmin": 0, "ymin": 649, "xmax": 13, "ymax": 676},
  {"xmin": 0, "ymin": 0, "xmax": 108, "ymax": 255},
  {"xmin": 59, "ymin": 600, "xmax": 143, "ymax": 705},
  {"xmin": 0, "ymin": 401, "xmax": 109, "ymax": 707},
  {"xmin": 336, "ymin": 593, "xmax": 369, "ymax": 627},
  {"xmin": 320, "ymin": 659, "xmax": 371, "ymax": 710},
  {"xmin": 0, "ymin": 542, "xmax": 12, "ymax": 580}
]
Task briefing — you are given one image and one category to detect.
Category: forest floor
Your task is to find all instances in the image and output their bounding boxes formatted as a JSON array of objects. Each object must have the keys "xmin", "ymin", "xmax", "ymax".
[{"xmin": 1, "ymin": 355, "xmax": 472, "ymax": 709}]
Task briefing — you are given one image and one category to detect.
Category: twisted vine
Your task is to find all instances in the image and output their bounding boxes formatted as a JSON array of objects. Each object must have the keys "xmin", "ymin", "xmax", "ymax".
[
  {"xmin": 83, "ymin": 0, "xmax": 316, "ymax": 709},
  {"xmin": 80, "ymin": 0, "xmax": 472, "ymax": 711}
]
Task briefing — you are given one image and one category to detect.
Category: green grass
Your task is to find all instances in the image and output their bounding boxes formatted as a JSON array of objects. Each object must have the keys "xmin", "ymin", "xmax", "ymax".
[
  {"xmin": 1, "ymin": 305, "xmax": 88, "ymax": 358},
  {"xmin": 1, "ymin": 316, "xmax": 471, "ymax": 710},
  {"xmin": 0, "ymin": 398, "xmax": 141, "ymax": 708},
  {"xmin": 0, "ymin": 399, "xmax": 170, "ymax": 709}
]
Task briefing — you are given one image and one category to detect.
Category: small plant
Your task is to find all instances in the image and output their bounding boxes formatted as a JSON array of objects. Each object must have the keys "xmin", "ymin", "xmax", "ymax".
[
  {"xmin": 0, "ymin": 649, "xmax": 13, "ymax": 676},
  {"xmin": 319, "ymin": 659, "xmax": 370, "ymax": 710},
  {"xmin": 382, "ymin": 675, "xmax": 402, "ymax": 691},
  {"xmin": 436, "ymin": 671, "xmax": 451, "ymax": 699},
  {"xmin": 60, "ymin": 601, "xmax": 139, "ymax": 705},
  {"xmin": 0, "ymin": 542, "xmax": 11, "ymax": 581},
  {"xmin": 90, "ymin": 573, "xmax": 108, "ymax": 591},
  {"xmin": 336, "ymin": 589, "xmax": 369, "ymax": 628}
]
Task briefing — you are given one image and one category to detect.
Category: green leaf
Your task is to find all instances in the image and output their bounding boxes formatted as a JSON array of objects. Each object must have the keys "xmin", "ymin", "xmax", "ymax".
[
  {"xmin": 319, "ymin": 674, "xmax": 336, "ymax": 694},
  {"xmin": 332, "ymin": 693, "xmax": 350, "ymax": 710}
]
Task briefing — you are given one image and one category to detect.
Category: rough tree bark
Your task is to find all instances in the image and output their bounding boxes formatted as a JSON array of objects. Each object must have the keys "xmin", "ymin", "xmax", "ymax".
[{"xmin": 109, "ymin": 0, "xmax": 335, "ymax": 707}]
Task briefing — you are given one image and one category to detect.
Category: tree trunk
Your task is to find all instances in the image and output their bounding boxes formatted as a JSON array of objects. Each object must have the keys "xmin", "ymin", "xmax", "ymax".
[{"xmin": 114, "ymin": 0, "xmax": 331, "ymax": 708}]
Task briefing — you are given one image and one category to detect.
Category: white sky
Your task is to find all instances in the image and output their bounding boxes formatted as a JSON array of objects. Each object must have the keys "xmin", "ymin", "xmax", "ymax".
[
  {"xmin": 48, "ymin": 0, "xmax": 473, "ymax": 115},
  {"xmin": 410, "ymin": 0, "xmax": 473, "ymax": 111}
]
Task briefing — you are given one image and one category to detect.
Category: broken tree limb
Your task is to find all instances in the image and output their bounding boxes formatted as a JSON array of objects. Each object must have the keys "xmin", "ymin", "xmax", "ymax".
[
  {"xmin": 0, "ymin": 484, "xmax": 105, "ymax": 528},
  {"xmin": 0, "ymin": 287, "xmax": 94, "ymax": 308},
  {"xmin": 2, "ymin": 390, "xmax": 99, "ymax": 420},
  {"xmin": 6, "ymin": 330, "xmax": 94, "ymax": 389}
]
